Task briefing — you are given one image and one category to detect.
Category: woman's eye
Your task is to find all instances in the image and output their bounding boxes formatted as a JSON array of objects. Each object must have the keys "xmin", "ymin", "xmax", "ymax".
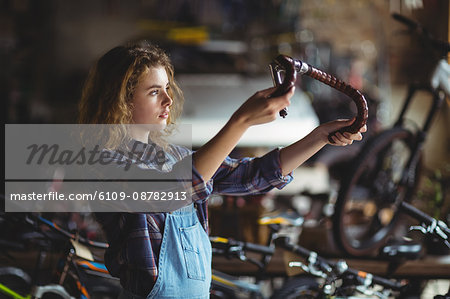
[{"xmin": 150, "ymin": 90, "xmax": 158, "ymax": 96}]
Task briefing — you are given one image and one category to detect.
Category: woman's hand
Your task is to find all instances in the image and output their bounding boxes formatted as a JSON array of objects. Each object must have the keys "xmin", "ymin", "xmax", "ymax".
[
  {"xmin": 230, "ymin": 86, "xmax": 295, "ymax": 127},
  {"xmin": 314, "ymin": 118, "xmax": 367, "ymax": 146},
  {"xmin": 279, "ymin": 118, "xmax": 367, "ymax": 176},
  {"xmin": 193, "ymin": 86, "xmax": 295, "ymax": 182}
]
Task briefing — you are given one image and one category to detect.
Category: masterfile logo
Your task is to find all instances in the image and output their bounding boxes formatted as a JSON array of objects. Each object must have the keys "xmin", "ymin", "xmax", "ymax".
[{"xmin": 5, "ymin": 124, "xmax": 193, "ymax": 213}]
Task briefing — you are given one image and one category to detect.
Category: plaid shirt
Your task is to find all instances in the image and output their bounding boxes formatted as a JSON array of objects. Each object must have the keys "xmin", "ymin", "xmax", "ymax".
[{"xmin": 95, "ymin": 140, "xmax": 293, "ymax": 295}]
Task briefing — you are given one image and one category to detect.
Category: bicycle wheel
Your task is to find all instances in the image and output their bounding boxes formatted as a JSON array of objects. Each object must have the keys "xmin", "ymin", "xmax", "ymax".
[
  {"xmin": 333, "ymin": 127, "xmax": 421, "ymax": 256},
  {"xmin": 270, "ymin": 276, "xmax": 320, "ymax": 299}
]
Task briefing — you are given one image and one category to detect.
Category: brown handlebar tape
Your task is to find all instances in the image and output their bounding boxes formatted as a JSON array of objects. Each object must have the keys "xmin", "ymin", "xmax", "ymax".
[{"xmin": 270, "ymin": 55, "xmax": 368, "ymax": 142}]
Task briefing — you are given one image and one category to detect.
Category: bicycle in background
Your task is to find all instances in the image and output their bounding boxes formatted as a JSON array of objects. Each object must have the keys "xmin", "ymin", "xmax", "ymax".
[
  {"xmin": 272, "ymin": 197, "xmax": 449, "ymax": 298},
  {"xmin": 332, "ymin": 12, "xmax": 450, "ymax": 257},
  {"xmin": 211, "ymin": 207, "xmax": 448, "ymax": 298},
  {"xmin": 0, "ymin": 212, "xmax": 121, "ymax": 299},
  {"xmin": 210, "ymin": 210, "xmax": 304, "ymax": 299}
]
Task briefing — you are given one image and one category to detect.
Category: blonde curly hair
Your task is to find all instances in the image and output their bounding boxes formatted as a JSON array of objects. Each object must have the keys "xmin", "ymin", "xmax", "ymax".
[{"xmin": 78, "ymin": 41, "xmax": 184, "ymax": 148}]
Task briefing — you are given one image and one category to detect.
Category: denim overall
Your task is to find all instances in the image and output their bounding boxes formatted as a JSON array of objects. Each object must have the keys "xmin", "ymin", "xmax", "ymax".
[{"xmin": 120, "ymin": 204, "xmax": 212, "ymax": 299}]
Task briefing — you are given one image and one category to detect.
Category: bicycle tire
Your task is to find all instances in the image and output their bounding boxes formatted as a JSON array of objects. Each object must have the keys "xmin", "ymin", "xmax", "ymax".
[
  {"xmin": 332, "ymin": 127, "xmax": 421, "ymax": 256},
  {"xmin": 270, "ymin": 276, "xmax": 320, "ymax": 299},
  {"xmin": 0, "ymin": 267, "xmax": 32, "ymax": 299}
]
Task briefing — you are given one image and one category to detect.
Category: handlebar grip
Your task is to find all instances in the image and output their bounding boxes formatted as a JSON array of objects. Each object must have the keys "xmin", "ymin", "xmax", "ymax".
[
  {"xmin": 371, "ymin": 274, "xmax": 404, "ymax": 291},
  {"xmin": 346, "ymin": 267, "xmax": 404, "ymax": 291},
  {"xmin": 304, "ymin": 63, "xmax": 368, "ymax": 142},
  {"xmin": 274, "ymin": 236, "xmax": 311, "ymax": 258},
  {"xmin": 244, "ymin": 242, "xmax": 275, "ymax": 255},
  {"xmin": 399, "ymin": 201, "xmax": 435, "ymax": 225},
  {"xmin": 210, "ymin": 237, "xmax": 275, "ymax": 256}
]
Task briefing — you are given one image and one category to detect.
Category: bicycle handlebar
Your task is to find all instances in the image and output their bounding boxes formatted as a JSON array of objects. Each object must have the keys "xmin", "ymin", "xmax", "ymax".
[
  {"xmin": 210, "ymin": 236, "xmax": 275, "ymax": 256},
  {"xmin": 399, "ymin": 201, "xmax": 436, "ymax": 225},
  {"xmin": 274, "ymin": 236, "xmax": 404, "ymax": 292},
  {"xmin": 345, "ymin": 266, "xmax": 404, "ymax": 291},
  {"xmin": 210, "ymin": 236, "xmax": 275, "ymax": 270},
  {"xmin": 244, "ymin": 241, "xmax": 275, "ymax": 255},
  {"xmin": 392, "ymin": 13, "xmax": 450, "ymax": 54},
  {"xmin": 269, "ymin": 55, "xmax": 368, "ymax": 142},
  {"xmin": 209, "ymin": 237, "xmax": 275, "ymax": 255},
  {"xmin": 399, "ymin": 201, "xmax": 450, "ymax": 248}
]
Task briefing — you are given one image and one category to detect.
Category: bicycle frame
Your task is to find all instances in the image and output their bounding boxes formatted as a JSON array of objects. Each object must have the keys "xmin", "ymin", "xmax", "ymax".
[
  {"xmin": 30, "ymin": 217, "xmax": 110, "ymax": 299},
  {"xmin": 391, "ymin": 84, "xmax": 446, "ymax": 193},
  {"xmin": 391, "ymin": 13, "xmax": 449, "ymax": 191},
  {"xmin": 0, "ymin": 282, "xmax": 31, "ymax": 299}
]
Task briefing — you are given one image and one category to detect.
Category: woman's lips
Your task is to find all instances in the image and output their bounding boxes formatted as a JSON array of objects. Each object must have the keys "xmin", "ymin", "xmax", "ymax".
[{"xmin": 159, "ymin": 112, "xmax": 169, "ymax": 119}]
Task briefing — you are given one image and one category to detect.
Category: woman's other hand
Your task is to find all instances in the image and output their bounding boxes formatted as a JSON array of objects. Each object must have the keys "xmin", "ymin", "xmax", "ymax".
[
  {"xmin": 279, "ymin": 118, "xmax": 366, "ymax": 175},
  {"xmin": 315, "ymin": 118, "xmax": 367, "ymax": 146},
  {"xmin": 230, "ymin": 86, "xmax": 295, "ymax": 127}
]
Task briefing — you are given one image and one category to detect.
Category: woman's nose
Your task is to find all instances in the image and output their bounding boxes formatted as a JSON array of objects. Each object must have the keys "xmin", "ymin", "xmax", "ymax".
[{"xmin": 161, "ymin": 91, "xmax": 173, "ymax": 107}]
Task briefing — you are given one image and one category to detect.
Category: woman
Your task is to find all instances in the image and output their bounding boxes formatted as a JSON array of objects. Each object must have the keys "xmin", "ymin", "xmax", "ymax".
[{"xmin": 79, "ymin": 41, "xmax": 365, "ymax": 298}]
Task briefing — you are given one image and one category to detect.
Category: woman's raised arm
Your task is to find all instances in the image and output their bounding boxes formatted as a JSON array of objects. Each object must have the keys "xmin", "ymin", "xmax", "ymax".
[{"xmin": 193, "ymin": 86, "xmax": 295, "ymax": 182}]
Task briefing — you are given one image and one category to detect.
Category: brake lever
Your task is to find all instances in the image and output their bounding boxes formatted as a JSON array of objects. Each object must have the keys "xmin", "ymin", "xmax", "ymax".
[
  {"xmin": 410, "ymin": 219, "xmax": 450, "ymax": 248},
  {"xmin": 268, "ymin": 56, "xmax": 299, "ymax": 118}
]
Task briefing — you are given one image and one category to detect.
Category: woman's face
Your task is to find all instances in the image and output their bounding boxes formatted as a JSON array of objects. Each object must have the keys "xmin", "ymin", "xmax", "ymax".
[{"xmin": 131, "ymin": 66, "xmax": 173, "ymax": 125}]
